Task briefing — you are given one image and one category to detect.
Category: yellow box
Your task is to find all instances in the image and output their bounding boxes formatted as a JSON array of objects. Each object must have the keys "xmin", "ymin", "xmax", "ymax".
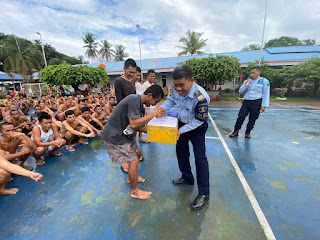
[{"xmin": 147, "ymin": 116, "xmax": 178, "ymax": 144}]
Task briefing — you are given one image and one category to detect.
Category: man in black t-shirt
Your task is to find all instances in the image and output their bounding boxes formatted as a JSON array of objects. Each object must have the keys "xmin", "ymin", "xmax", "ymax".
[
  {"xmin": 102, "ymin": 85, "xmax": 166, "ymax": 200},
  {"xmin": 114, "ymin": 58, "xmax": 136, "ymax": 103}
]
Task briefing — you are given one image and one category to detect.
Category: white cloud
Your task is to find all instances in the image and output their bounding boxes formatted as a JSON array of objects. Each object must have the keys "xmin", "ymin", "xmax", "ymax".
[{"xmin": 0, "ymin": 0, "xmax": 319, "ymax": 62}]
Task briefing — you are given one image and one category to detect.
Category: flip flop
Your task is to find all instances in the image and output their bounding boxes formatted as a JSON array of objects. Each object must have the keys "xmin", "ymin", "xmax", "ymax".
[
  {"xmin": 67, "ymin": 147, "xmax": 75, "ymax": 152},
  {"xmin": 139, "ymin": 157, "xmax": 144, "ymax": 162}
]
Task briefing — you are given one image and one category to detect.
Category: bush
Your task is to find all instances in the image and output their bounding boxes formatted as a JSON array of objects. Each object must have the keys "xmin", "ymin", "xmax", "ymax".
[{"xmin": 274, "ymin": 88, "xmax": 288, "ymax": 98}]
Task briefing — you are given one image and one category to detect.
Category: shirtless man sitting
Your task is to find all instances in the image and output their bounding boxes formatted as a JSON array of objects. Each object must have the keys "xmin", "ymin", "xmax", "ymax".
[
  {"xmin": 4, "ymin": 110, "xmax": 33, "ymax": 134},
  {"xmin": 32, "ymin": 112, "xmax": 66, "ymax": 165},
  {"xmin": 78, "ymin": 107, "xmax": 103, "ymax": 135},
  {"xmin": 67, "ymin": 99, "xmax": 87, "ymax": 117},
  {"xmin": 104, "ymin": 96, "xmax": 116, "ymax": 118},
  {"xmin": 56, "ymin": 99, "xmax": 73, "ymax": 121},
  {"xmin": 92, "ymin": 105, "xmax": 107, "ymax": 125},
  {"xmin": 61, "ymin": 110, "xmax": 95, "ymax": 152},
  {"xmin": 0, "ymin": 123, "xmax": 36, "ymax": 171},
  {"xmin": 0, "ymin": 155, "xmax": 43, "ymax": 195}
]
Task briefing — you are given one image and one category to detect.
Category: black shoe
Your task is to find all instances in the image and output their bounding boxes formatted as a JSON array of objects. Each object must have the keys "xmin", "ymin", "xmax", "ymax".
[
  {"xmin": 245, "ymin": 132, "xmax": 251, "ymax": 138},
  {"xmin": 190, "ymin": 195, "xmax": 209, "ymax": 210},
  {"xmin": 229, "ymin": 130, "xmax": 239, "ymax": 137},
  {"xmin": 172, "ymin": 177, "xmax": 194, "ymax": 185}
]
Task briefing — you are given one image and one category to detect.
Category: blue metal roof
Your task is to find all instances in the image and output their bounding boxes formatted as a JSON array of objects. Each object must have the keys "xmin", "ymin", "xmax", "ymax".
[
  {"xmin": 84, "ymin": 45, "xmax": 320, "ymax": 74},
  {"xmin": 0, "ymin": 72, "xmax": 24, "ymax": 80}
]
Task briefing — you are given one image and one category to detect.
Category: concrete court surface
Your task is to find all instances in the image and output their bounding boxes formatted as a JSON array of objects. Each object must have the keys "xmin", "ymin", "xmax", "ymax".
[{"xmin": 0, "ymin": 106, "xmax": 319, "ymax": 240}]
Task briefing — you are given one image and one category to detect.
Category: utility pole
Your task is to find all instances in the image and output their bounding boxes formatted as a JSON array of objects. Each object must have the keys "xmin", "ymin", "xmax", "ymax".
[
  {"xmin": 36, "ymin": 32, "xmax": 48, "ymax": 67},
  {"xmin": 136, "ymin": 24, "xmax": 142, "ymax": 71},
  {"xmin": 259, "ymin": 0, "xmax": 268, "ymax": 66}
]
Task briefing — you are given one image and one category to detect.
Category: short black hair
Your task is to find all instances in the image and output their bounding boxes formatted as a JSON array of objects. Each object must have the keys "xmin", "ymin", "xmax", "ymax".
[
  {"xmin": 81, "ymin": 107, "xmax": 91, "ymax": 113},
  {"xmin": 38, "ymin": 112, "xmax": 52, "ymax": 122},
  {"xmin": 0, "ymin": 122, "xmax": 13, "ymax": 131},
  {"xmin": 95, "ymin": 105, "xmax": 102, "ymax": 109},
  {"xmin": 136, "ymin": 66, "xmax": 141, "ymax": 73},
  {"xmin": 65, "ymin": 110, "xmax": 75, "ymax": 117},
  {"xmin": 173, "ymin": 64, "xmax": 193, "ymax": 80},
  {"xmin": 10, "ymin": 109, "xmax": 18, "ymax": 115},
  {"xmin": 109, "ymin": 96, "xmax": 115, "ymax": 100},
  {"xmin": 78, "ymin": 99, "xmax": 86, "ymax": 104},
  {"xmin": 124, "ymin": 58, "xmax": 137, "ymax": 69},
  {"xmin": 147, "ymin": 69, "xmax": 155, "ymax": 75},
  {"xmin": 34, "ymin": 105, "xmax": 41, "ymax": 109},
  {"xmin": 144, "ymin": 85, "xmax": 164, "ymax": 99},
  {"xmin": 250, "ymin": 66, "xmax": 261, "ymax": 72}
]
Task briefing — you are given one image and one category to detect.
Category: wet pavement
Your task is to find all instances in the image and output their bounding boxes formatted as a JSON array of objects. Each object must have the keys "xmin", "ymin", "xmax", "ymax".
[{"xmin": 0, "ymin": 106, "xmax": 319, "ymax": 240}]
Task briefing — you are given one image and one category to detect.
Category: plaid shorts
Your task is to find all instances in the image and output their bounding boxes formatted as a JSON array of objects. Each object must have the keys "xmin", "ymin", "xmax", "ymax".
[{"xmin": 104, "ymin": 141, "xmax": 140, "ymax": 164}]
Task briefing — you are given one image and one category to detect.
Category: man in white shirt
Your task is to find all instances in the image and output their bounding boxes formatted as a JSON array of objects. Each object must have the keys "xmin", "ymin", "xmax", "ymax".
[
  {"xmin": 141, "ymin": 69, "xmax": 156, "ymax": 93},
  {"xmin": 134, "ymin": 66, "xmax": 143, "ymax": 95}
]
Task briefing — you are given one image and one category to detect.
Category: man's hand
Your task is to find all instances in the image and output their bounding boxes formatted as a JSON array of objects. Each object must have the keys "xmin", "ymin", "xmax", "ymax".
[
  {"xmin": 154, "ymin": 106, "xmax": 167, "ymax": 118},
  {"xmin": 245, "ymin": 79, "xmax": 252, "ymax": 87},
  {"xmin": 177, "ymin": 130, "xmax": 181, "ymax": 140},
  {"xmin": 30, "ymin": 172, "xmax": 43, "ymax": 182},
  {"xmin": 86, "ymin": 132, "xmax": 95, "ymax": 138},
  {"xmin": 260, "ymin": 107, "xmax": 266, "ymax": 113},
  {"xmin": 96, "ymin": 131, "xmax": 102, "ymax": 137}
]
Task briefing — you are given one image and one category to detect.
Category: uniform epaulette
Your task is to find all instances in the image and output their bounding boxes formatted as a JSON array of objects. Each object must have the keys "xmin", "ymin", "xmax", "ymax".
[{"xmin": 194, "ymin": 91, "xmax": 205, "ymax": 102}]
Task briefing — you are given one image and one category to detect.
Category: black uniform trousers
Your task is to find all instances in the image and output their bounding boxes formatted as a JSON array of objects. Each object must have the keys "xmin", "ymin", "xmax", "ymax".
[
  {"xmin": 176, "ymin": 121, "xmax": 209, "ymax": 195},
  {"xmin": 234, "ymin": 98, "xmax": 262, "ymax": 133}
]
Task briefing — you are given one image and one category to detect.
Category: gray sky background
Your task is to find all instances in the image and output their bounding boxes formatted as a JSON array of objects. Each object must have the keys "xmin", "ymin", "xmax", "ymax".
[{"xmin": 1, "ymin": 0, "xmax": 319, "ymax": 61}]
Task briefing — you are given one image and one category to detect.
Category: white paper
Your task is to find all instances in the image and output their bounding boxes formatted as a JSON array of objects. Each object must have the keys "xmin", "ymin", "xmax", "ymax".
[{"xmin": 147, "ymin": 116, "xmax": 177, "ymax": 127}]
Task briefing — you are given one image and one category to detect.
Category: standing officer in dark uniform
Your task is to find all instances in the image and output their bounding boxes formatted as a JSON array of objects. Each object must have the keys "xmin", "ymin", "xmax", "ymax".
[
  {"xmin": 230, "ymin": 66, "xmax": 270, "ymax": 138},
  {"xmin": 161, "ymin": 64, "xmax": 210, "ymax": 210}
]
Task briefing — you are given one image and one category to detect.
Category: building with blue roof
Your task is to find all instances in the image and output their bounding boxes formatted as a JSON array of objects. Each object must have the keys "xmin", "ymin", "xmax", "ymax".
[{"xmin": 84, "ymin": 45, "xmax": 320, "ymax": 90}]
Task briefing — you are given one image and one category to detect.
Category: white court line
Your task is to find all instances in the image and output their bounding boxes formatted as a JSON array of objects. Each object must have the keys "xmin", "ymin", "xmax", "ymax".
[
  {"xmin": 205, "ymin": 136, "xmax": 220, "ymax": 139},
  {"xmin": 208, "ymin": 113, "xmax": 276, "ymax": 240}
]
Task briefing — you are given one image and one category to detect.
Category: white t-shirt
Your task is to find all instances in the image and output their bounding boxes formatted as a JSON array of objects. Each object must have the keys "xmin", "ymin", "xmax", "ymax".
[
  {"xmin": 135, "ymin": 82, "xmax": 143, "ymax": 95},
  {"xmin": 142, "ymin": 81, "xmax": 152, "ymax": 93}
]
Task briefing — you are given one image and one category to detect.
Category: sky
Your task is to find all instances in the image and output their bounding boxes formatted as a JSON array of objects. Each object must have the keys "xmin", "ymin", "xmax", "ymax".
[{"xmin": 0, "ymin": 0, "xmax": 319, "ymax": 62}]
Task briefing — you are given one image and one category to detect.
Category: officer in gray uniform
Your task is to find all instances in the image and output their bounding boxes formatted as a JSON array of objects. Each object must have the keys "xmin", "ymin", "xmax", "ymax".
[
  {"xmin": 161, "ymin": 64, "xmax": 210, "ymax": 210},
  {"xmin": 230, "ymin": 66, "xmax": 270, "ymax": 138}
]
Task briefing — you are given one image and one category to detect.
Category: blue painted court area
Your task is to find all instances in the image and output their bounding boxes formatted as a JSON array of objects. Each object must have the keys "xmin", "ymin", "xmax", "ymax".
[{"xmin": 0, "ymin": 106, "xmax": 319, "ymax": 240}]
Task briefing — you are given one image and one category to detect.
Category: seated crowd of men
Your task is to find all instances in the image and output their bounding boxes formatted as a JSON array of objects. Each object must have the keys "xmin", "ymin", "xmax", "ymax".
[{"xmin": 0, "ymin": 92, "xmax": 117, "ymax": 195}]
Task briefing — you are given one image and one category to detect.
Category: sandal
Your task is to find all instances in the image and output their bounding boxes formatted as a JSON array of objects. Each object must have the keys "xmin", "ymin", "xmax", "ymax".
[{"xmin": 121, "ymin": 165, "xmax": 128, "ymax": 173}]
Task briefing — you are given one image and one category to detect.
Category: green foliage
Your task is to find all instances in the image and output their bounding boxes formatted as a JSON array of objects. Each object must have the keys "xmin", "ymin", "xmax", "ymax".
[
  {"xmin": 264, "ymin": 36, "xmax": 317, "ymax": 48},
  {"xmin": 113, "ymin": 45, "xmax": 128, "ymax": 61},
  {"xmin": 0, "ymin": 34, "xmax": 43, "ymax": 81},
  {"xmin": 241, "ymin": 44, "xmax": 261, "ymax": 51},
  {"xmin": 40, "ymin": 64, "xmax": 109, "ymax": 88},
  {"xmin": 82, "ymin": 32, "xmax": 98, "ymax": 63},
  {"xmin": 177, "ymin": 30, "xmax": 207, "ymax": 56},
  {"xmin": 181, "ymin": 55, "xmax": 241, "ymax": 90},
  {"xmin": 294, "ymin": 57, "xmax": 320, "ymax": 96}
]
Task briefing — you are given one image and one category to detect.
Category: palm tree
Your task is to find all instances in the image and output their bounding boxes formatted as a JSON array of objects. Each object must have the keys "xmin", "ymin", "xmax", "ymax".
[
  {"xmin": 82, "ymin": 32, "xmax": 98, "ymax": 63},
  {"xmin": 113, "ymin": 45, "xmax": 128, "ymax": 61},
  {"xmin": 99, "ymin": 40, "xmax": 114, "ymax": 62},
  {"xmin": 1, "ymin": 35, "xmax": 43, "ymax": 82},
  {"xmin": 176, "ymin": 30, "xmax": 207, "ymax": 56}
]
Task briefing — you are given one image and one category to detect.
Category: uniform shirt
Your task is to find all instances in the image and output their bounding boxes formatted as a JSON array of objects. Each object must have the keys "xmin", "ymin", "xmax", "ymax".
[
  {"xmin": 239, "ymin": 77, "xmax": 270, "ymax": 107},
  {"xmin": 161, "ymin": 82, "xmax": 210, "ymax": 134}
]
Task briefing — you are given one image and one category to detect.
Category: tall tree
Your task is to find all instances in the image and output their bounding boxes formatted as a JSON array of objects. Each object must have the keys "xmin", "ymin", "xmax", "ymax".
[
  {"xmin": 241, "ymin": 44, "xmax": 261, "ymax": 51},
  {"xmin": 176, "ymin": 30, "xmax": 207, "ymax": 56},
  {"xmin": 264, "ymin": 36, "xmax": 302, "ymax": 48},
  {"xmin": 99, "ymin": 40, "xmax": 114, "ymax": 62},
  {"xmin": 82, "ymin": 32, "xmax": 98, "ymax": 63},
  {"xmin": 113, "ymin": 45, "xmax": 128, "ymax": 61},
  {"xmin": 1, "ymin": 35, "xmax": 43, "ymax": 82}
]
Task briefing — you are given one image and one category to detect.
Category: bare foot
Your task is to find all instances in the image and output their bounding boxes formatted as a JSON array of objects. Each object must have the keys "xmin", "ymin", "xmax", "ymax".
[
  {"xmin": 127, "ymin": 176, "xmax": 145, "ymax": 183},
  {"xmin": 36, "ymin": 158, "xmax": 45, "ymax": 166},
  {"xmin": 78, "ymin": 141, "xmax": 88, "ymax": 145},
  {"xmin": 49, "ymin": 152, "xmax": 62, "ymax": 157},
  {"xmin": 139, "ymin": 138, "xmax": 149, "ymax": 143},
  {"xmin": 130, "ymin": 189, "xmax": 152, "ymax": 200},
  {"xmin": 67, "ymin": 146, "xmax": 75, "ymax": 152},
  {"xmin": 0, "ymin": 188, "xmax": 19, "ymax": 195}
]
